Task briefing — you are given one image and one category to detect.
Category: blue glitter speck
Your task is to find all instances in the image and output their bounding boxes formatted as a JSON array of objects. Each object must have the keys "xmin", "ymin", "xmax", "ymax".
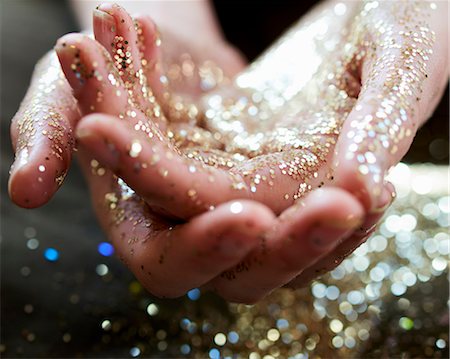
[
  {"xmin": 228, "ymin": 331, "xmax": 239, "ymax": 344},
  {"xmin": 98, "ymin": 242, "xmax": 114, "ymax": 257},
  {"xmin": 180, "ymin": 344, "xmax": 191, "ymax": 355},
  {"xmin": 209, "ymin": 348, "xmax": 220, "ymax": 359},
  {"xmin": 187, "ymin": 288, "xmax": 201, "ymax": 301},
  {"xmin": 44, "ymin": 248, "xmax": 59, "ymax": 262}
]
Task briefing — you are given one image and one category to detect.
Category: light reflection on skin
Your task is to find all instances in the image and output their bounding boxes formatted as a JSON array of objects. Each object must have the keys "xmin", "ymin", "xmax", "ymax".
[{"xmin": 236, "ymin": 2, "xmax": 353, "ymax": 102}]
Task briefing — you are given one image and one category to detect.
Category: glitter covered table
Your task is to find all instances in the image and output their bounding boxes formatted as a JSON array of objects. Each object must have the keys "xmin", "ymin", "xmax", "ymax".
[{"xmin": 1, "ymin": 164, "xmax": 448, "ymax": 358}]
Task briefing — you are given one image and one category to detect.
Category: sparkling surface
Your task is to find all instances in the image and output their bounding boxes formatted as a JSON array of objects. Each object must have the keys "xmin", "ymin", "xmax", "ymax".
[{"xmin": 4, "ymin": 164, "xmax": 448, "ymax": 358}]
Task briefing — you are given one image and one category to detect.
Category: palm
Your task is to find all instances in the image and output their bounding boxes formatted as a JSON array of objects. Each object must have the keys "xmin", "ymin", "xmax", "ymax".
[{"xmin": 66, "ymin": 3, "xmax": 365, "ymax": 221}]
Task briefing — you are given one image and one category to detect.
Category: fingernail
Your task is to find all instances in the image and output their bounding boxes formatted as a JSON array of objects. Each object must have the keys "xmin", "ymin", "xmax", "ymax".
[
  {"xmin": 372, "ymin": 184, "xmax": 395, "ymax": 214},
  {"xmin": 8, "ymin": 148, "xmax": 28, "ymax": 194},
  {"xmin": 93, "ymin": 9, "xmax": 116, "ymax": 32},
  {"xmin": 97, "ymin": 3, "xmax": 117, "ymax": 13},
  {"xmin": 11, "ymin": 148, "xmax": 30, "ymax": 172},
  {"xmin": 54, "ymin": 35, "xmax": 86, "ymax": 93},
  {"xmin": 75, "ymin": 126, "xmax": 92, "ymax": 139},
  {"xmin": 308, "ymin": 216, "xmax": 362, "ymax": 249},
  {"xmin": 366, "ymin": 164, "xmax": 387, "ymax": 210}
]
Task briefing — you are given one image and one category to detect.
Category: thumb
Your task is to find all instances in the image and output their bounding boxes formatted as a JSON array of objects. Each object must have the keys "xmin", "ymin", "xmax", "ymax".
[{"xmin": 9, "ymin": 51, "xmax": 80, "ymax": 208}]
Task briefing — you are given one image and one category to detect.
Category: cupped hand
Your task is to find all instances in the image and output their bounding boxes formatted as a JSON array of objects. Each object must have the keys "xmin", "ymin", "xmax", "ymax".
[
  {"xmin": 50, "ymin": 4, "xmax": 370, "ymax": 303},
  {"xmin": 9, "ymin": 0, "xmax": 448, "ymax": 302},
  {"xmin": 58, "ymin": 3, "xmax": 350, "ymax": 221},
  {"xmin": 69, "ymin": 0, "xmax": 449, "ymax": 221},
  {"xmin": 61, "ymin": 1, "xmax": 447, "ymax": 296}
]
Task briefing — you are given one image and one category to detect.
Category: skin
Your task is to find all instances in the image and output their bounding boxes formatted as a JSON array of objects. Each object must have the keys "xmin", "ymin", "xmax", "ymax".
[{"xmin": 9, "ymin": 1, "xmax": 448, "ymax": 303}]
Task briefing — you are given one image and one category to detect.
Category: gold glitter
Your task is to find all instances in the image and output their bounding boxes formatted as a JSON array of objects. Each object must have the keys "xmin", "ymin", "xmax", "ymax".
[
  {"xmin": 187, "ymin": 189, "xmax": 197, "ymax": 198},
  {"xmin": 129, "ymin": 140, "xmax": 142, "ymax": 158}
]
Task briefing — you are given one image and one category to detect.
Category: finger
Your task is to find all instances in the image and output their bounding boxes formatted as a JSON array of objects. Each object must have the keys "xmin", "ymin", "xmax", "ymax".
[
  {"xmin": 76, "ymin": 113, "xmax": 249, "ymax": 219},
  {"xmin": 8, "ymin": 52, "xmax": 79, "ymax": 208},
  {"xmin": 286, "ymin": 181, "xmax": 396, "ymax": 288},
  {"xmin": 93, "ymin": 4, "xmax": 167, "ymax": 126},
  {"xmin": 55, "ymin": 32, "xmax": 130, "ymax": 116},
  {"xmin": 77, "ymin": 112, "xmax": 343, "ymax": 218},
  {"xmin": 78, "ymin": 149, "xmax": 275, "ymax": 297},
  {"xmin": 332, "ymin": 2, "xmax": 442, "ymax": 211},
  {"xmin": 55, "ymin": 32, "xmax": 168, "ymax": 155},
  {"xmin": 132, "ymin": 14, "xmax": 165, "ymax": 101},
  {"xmin": 208, "ymin": 187, "xmax": 364, "ymax": 303},
  {"xmin": 56, "ymin": 32, "xmax": 247, "ymax": 220},
  {"xmin": 134, "ymin": 200, "xmax": 275, "ymax": 298}
]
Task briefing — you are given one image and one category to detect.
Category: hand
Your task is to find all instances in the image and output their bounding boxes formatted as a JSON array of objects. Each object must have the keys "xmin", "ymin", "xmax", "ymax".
[
  {"xmin": 60, "ymin": 4, "xmax": 352, "ymax": 221},
  {"xmin": 63, "ymin": 1, "xmax": 446, "ymax": 297},
  {"xmin": 51, "ymin": 4, "xmax": 367, "ymax": 303},
  {"xmin": 288, "ymin": 0, "xmax": 448, "ymax": 286},
  {"xmin": 8, "ymin": 1, "xmax": 245, "ymax": 208},
  {"xmin": 331, "ymin": 0, "xmax": 448, "ymax": 211},
  {"xmin": 9, "ymin": 0, "xmax": 448, "ymax": 302}
]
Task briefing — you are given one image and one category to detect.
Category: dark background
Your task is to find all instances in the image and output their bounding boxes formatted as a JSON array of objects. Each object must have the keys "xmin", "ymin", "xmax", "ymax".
[{"xmin": 1, "ymin": 0, "xmax": 448, "ymax": 357}]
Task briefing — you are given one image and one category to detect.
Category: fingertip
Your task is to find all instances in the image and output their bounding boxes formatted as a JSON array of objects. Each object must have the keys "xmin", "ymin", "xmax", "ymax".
[
  {"xmin": 133, "ymin": 14, "xmax": 158, "ymax": 36},
  {"xmin": 54, "ymin": 33, "xmax": 92, "ymax": 95},
  {"xmin": 8, "ymin": 150, "xmax": 68, "ymax": 208},
  {"xmin": 215, "ymin": 199, "xmax": 276, "ymax": 235},
  {"xmin": 283, "ymin": 188, "xmax": 365, "ymax": 247},
  {"xmin": 76, "ymin": 113, "xmax": 108, "ymax": 135},
  {"xmin": 333, "ymin": 155, "xmax": 383, "ymax": 212},
  {"xmin": 76, "ymin": 114, "xmax": 123, "ymax": 169},
  {"xmin": 54, "ymin": 32, "xmax": 85, "ymax": 53},
  {"xmin": 93, "ymin": 9, "xmax": 116, "ymax": 38},
  {"xmin": 96, "ymin": 2, "xmax": 118, "ymax": 14},
  {"xmin": 193, "ymin": 200, "xmax": 275, "ymax": 258},
  {"xmin": 298, "ymin": 187, "xmax": 365, "ymax": 221},
  {"xmin": 370, "ymin": 181, "xmax": 396, "ymax": 215}
]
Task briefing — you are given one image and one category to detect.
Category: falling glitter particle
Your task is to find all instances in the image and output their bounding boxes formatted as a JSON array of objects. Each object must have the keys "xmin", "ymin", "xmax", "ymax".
[
  {"xmin": 228, "ymin": 331, "xmax": 239, "ymax": 344},
  {"xmin": 180, "ymin": 344, "xmax": 191, "ymax": 355}
]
